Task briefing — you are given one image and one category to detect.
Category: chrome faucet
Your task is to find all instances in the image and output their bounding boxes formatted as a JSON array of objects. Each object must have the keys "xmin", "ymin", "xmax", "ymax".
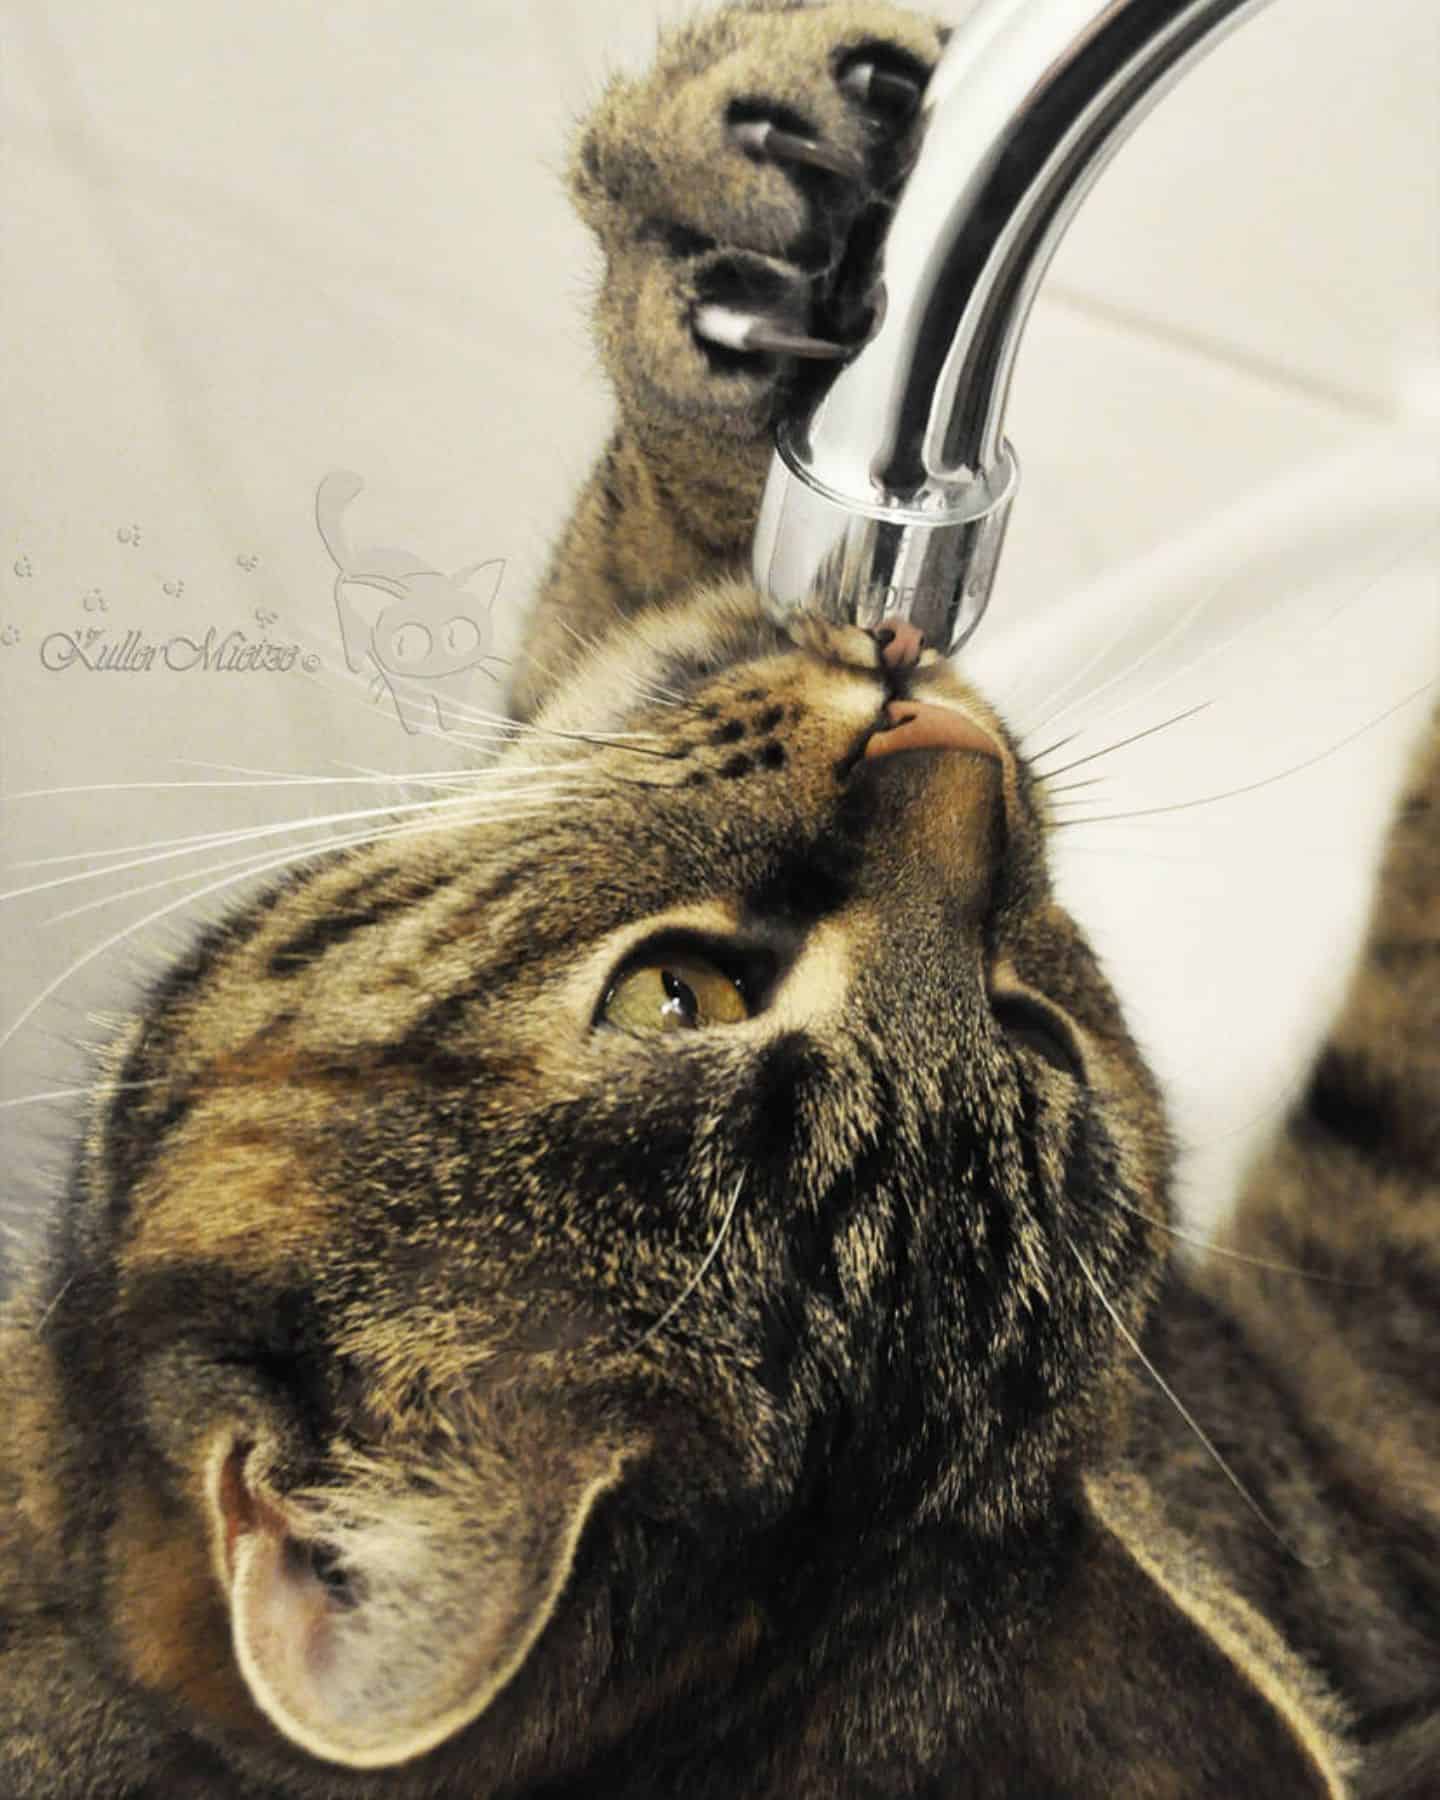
[{"xmin": 751, "ymin": 0, "xmax": 1274, "ymax": 657}]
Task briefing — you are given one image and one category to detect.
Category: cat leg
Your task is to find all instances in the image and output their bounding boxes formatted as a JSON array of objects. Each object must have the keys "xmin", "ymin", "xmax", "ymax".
[
  {"xmin": 509, "ymin": 2, "xmax": 947, "ymax": 719},
  {"xmin": 1216, "ymin": 708, "xmax": 1439, "ymax": 1389},
  {"xmin": 1184, "ymin": 708, "xmax": 1440, "ymax": 1785}
]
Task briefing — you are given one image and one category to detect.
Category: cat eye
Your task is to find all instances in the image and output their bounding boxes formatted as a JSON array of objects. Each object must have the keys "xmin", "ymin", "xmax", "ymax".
[
  {"xmin": 991, "ymin": 992, "xmax": 1085, "ymax": 1082},
  {"xmin": 601, "ymin": 953, "xmax": 753, "ymax": 1034}
]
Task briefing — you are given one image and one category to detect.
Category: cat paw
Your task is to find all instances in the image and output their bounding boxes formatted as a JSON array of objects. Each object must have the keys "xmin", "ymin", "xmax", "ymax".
[{"xmin": 573, "ymin": 2, "xmax": 944, "ymax": 442}]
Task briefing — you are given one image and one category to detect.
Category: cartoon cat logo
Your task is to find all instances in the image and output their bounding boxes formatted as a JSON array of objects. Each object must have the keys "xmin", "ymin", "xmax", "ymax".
[{"xmin": 316, "ymin": 470, "xmax": 506, "ymax": 734}]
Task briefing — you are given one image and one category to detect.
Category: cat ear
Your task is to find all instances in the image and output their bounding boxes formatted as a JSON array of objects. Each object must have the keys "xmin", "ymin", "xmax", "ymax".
[
  {"xmin": 1013, "ymin": 1473, "xmax": 1353, "ymax": 1797},
  {"xmin": 207, "ymin": 1436, "xmax": 624, "ymax": 1770},
  {"xmin": 448, "ymin": 556, "xmax": 505, "ymax": 610}
]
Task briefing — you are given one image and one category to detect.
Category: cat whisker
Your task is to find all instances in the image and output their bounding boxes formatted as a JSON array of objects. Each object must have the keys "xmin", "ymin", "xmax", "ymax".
[
  {"xmin": 1019, "ymin": 729, "xmax": 1081, "ymax": 766},
  {"xmin": 174, "ymin": 758, "xmax": 492, "ymax": 790},
  {"xmin": 12, "ymin": 766, "xmax": 594, "ymax": 876},
  {"xmin": 537, "ymin": 625, "xmax": 697, "ymax": 715},
  {"xmin": 0, "ymin": 801, "xmax": 578, "ymax": 1054},
  {"xmin": 0, "ymin": 831, "xmax": 382, "ymax": 1055},
  {"xmin": 1, "ymin": 783, "xmax": 591, "ymax": 901},
  {"xmin": 33, "ymin": 1274, "xmax": 77, "ymax": 1333},
  {"xmin": 1105, "ymin": 1195, "xmax": 1375, "ymax": 1288},
  {"xmin": 1022, "ymin": 520, "xmax": 1436, "ymax": 756},
  {"xmin": 1067, "ymin": 1240, "xmax": 1329, "ymax": 1571},
  {"xmin": 1018, "ymin": 563, "xmax": 1238, "ymax": 741},
  {"xmin": 174, "ymin": 758, "xmax": 314, "ymax": 784},
  {"xmin": 1, "ymin": 1077, "xmax": 176, "ymax": 1112},
  {"xmin": 444, "ymin": 722, "xmax": 678, "ymax": 760},
  {"xmin": 1037, "ymin": 777, "xmax": 1107, "ymax": 797},
  {"xmin": 1, "ymin": 778, "xmax": 428, "ymax": 802},
  {"xmin": 517, "ymin": 634, "xmax": 588, "ymax": 697},
  {"xmin": 1033, "ymin": 702, "xmax": 1212, "ymax": 782},
  {"xmin": 590, "ymin": 619, "xmax": 704, "ymax": 708},
  {"xmin": 326, "ymin": 762, "xmax": 481, "ymax": 797},
  {"xmin": 629, "ymin": 1174, "xmax": 746, "ymax": 1352},
  {"xmin": 3, "ymin": 758, "xmax": 547, "ymax": 802},
  {"xmin": 1053, "ymin": 681, "xmax": 1435, "ymax": 829},
  {"xmin": 44, "ymin": 803, "xmax": 571, "ymax": 929},
  {"xmin": 427, "ymin": 690, "xmax": 671, "ymax": 746}
]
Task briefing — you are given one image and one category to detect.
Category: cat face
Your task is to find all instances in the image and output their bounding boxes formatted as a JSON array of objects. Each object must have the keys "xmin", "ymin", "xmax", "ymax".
[{"xmin": 66, "ymin": 585, "xmax": 1168, "ymax": 1779}]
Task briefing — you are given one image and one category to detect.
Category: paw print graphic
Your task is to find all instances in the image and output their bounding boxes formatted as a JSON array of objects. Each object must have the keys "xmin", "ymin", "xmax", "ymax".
[
  {"xmin": 13, "ymin": 556, "xmax": 33, "ymax": 578},
  {"xmin": 236, "ymin": 552, "xmax": 260, "ymax": 572},
  {"xmin": 255, "ymin": 607, "xmax": 278, "ymax": 628},
  {"xmin": 116, "ymin": 524, "xmax": 143, "ymax": 546},
  {"xmin": 162, "ymin": 578, "xmax": 185, "ymax": 598},
  {"xmin": 82, "ymin": 587, "xmax": 107, "ymax": 612},
  {"xmin": 0, "ymin": 624, "xmax": 20, "ymax": 647}
]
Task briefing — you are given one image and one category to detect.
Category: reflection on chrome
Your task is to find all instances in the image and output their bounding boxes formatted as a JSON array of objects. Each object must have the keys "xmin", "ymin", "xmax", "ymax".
[{"xmin": 752, "ymin": 0, "xmax": 1273, "ymax": 657}]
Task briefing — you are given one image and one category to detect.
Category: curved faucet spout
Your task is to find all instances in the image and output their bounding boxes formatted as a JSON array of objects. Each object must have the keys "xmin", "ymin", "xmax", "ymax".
[{"xmin": 752, "ymin": 0, "xmax": 1274, "ymax": 658}]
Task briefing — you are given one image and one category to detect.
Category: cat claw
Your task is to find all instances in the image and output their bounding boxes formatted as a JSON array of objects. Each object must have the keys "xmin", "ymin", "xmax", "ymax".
[
  {"xmin": 693, "ymin": 303, "xmax": 851, "ymax": 360},
  {"xmin": 838, "ymin": 59, "xmax": 926, "ymax": 120},
  {"xmin": 728, "ymin": 118, "xmax": 867, "ymax": 185}
]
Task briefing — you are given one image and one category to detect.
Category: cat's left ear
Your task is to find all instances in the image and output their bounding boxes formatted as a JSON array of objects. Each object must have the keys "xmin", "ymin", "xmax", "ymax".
[
  {"xmin": 448, "ymin": 556, "xmax": 505, "ymax": 609},
  {"xmin": 205, "ymin": 1432, "xmax": 626, "ymax": 1770},
  {"xmin": 1004, "ymin": 1472, "xmax": 1354, "ymax": 1796}
]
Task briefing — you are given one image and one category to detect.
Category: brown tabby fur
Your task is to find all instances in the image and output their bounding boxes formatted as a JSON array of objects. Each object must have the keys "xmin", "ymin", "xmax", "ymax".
[{"xmin": 2, "ymin": 4, "xmax": 1435, "ymax": 1794}]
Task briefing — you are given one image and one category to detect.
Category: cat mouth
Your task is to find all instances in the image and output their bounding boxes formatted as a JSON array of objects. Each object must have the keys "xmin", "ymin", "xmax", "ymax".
[
  {"xmin": 862, "ymin": 699, "xmax": 1002, "ymax": 765},
  {"xmin": 833, "ymin": 695, "xmax": 1004, "ymax": 786}
]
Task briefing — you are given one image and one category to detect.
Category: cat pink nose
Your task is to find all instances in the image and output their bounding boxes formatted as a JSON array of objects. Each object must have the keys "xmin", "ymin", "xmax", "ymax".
[
  {"xmin": 867, "ymin": 616, "xmax": 928, "ymax": 671},
  {"xmin": 864, "ymin": 699, "xmax": 1002, "ymax": 763}
]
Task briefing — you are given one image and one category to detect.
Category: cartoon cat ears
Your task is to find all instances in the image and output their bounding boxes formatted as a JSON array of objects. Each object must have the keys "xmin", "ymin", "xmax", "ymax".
[{"xmin": 207, "ymin": 1431, "xmax": 625, "ymax": 1769}]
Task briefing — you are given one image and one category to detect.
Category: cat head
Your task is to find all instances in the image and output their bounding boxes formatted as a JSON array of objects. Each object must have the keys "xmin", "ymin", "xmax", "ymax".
[{"xmin": 49, "ymin": 582, "xmax": 1170, "ymax": 1780}]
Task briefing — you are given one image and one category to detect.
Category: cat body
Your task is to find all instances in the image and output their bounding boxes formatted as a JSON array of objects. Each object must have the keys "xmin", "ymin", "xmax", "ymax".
[{"xmin": 2, "ymin": 5, "xmax": 1436, "ymax": 1795}]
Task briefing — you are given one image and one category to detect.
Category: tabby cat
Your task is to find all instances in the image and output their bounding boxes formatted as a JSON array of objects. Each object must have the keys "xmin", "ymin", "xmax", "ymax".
[{"xmin": 2, "ymin": 3, "xmax": 1436, "ymax": 1795}]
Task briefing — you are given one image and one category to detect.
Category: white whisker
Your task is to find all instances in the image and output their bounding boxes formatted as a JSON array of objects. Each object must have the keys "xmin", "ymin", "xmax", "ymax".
[
  {"xmin": 1054, "ymin": 681, "xmax": 1435, "ymax": 829},
  {"xmin": 4, "ymin": 776, "xmax": 594, "ymax": 896},
  {"xmin": 1028, "ymin": 521, "xmax": 1437, "ymax": 758},
  {"xmin": 45, "ymin": 798, "xmax": 578, "ymax": 928},
  {"xmin": 1020, "ymin": 565, "xmax": 1229, "ymax": 739},
  {"xmin": 0, "ymin": 794, "xmax": 578, "ymax": 1054},
  {"xmin": 1068, "ymin": 1240, "xmax": 1327, "ymax": 1569},
  {"xmin": 629, "ymin": 1174, "xmax": 746, "ymax": 1352},
  {"xmin": 1034, "ymin": 702, "xmax": 1212, "ymax": 782},
  {"xmin": 1105, "ymin": 1194, "xmax": 1374, "ymax": 1287},
  {"xmin": 1, "ymin": 1078, "xmax": 173, "ymax": 1112}
]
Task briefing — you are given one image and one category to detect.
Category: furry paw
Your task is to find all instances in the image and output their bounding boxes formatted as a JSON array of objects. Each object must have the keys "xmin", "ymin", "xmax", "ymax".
[{"xmin": 573, "ymin": 2, "xmax": 945, "ymax": 443}]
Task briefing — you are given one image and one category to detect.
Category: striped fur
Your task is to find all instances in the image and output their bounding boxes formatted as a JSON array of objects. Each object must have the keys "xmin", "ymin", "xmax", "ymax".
[{"xmin": 0, "ymin": 5, "xmax": 1433, "ymax": 1794}]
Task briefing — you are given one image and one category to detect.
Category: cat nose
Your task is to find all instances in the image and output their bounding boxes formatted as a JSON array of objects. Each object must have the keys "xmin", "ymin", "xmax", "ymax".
[
  {"xmin": 855, "ymin": 695, "xmax": 1008, "ymax": 912},
  {"xmin": 863, "ymin": 698, "xmax": 1002, "ymax": 764},
  {"xmin": 866, "ymin": 616, "xmax": 929, "ymax": 672}
]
